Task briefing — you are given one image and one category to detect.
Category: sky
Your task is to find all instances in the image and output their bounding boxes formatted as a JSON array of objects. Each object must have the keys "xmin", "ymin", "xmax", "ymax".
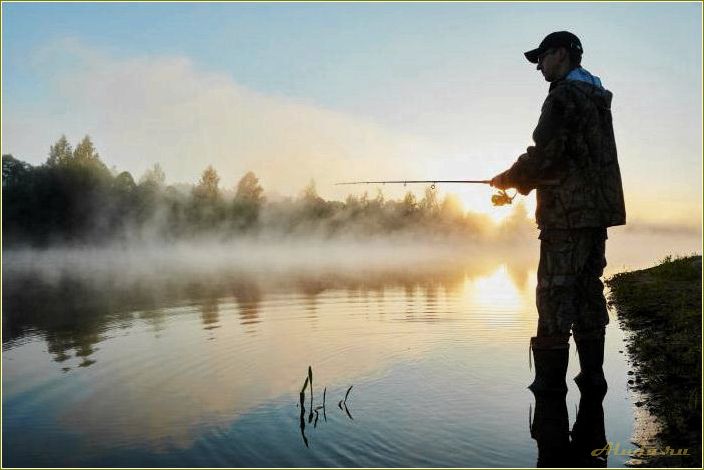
[{"xmin": 2, "ymin": 1, "xmax": 702, "ymax": 228}]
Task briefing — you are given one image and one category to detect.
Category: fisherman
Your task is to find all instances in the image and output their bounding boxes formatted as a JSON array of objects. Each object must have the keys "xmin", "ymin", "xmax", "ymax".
[{"xmin": 491, "ymin": 31, "xmax": 626, "ymax": 395}]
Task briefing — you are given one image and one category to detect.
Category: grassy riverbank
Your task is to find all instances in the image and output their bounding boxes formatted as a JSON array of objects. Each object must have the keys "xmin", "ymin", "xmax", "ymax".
[{"xmin": 606, "ymin": 255, "xmax": 702, "ymax": 467}]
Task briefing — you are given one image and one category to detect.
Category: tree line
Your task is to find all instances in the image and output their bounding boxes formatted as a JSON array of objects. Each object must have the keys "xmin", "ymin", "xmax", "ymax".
[{"xmin": 3, "ymin": 135, "xmax": 527, "ymax": 246}]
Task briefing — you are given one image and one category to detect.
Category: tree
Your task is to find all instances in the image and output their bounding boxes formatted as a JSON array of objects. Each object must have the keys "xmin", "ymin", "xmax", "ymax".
[
  {"xmin": 234, "ymin": 171, "xmax": 264, "ymax": 204},
  {"xmin": 344, "ymin": 193, "xmax": 361, "ymax": 214},
  {"xmin": 297, "ymin": 179, "xmax": 331, "ymax": 222},
  {"xmin": 47, "ymin": 135, "xmax": 74, "ymax": 167},
  {"xmin": 231, "ymin": 171, "xmax": 265, "ymax": 230},
  {"xmin": 139, "ymin": 163, "xmax": 166, "ymax": 188},
  {"xmin": 44, "ymin": 135, "xmax": 111, "ymax": 240},
  {"xmin": 133, "ymin": 164, "xmax": 166, "ymax": 229},
  {"xmin": 190, "ymin": 165, "xmax": 223, "ymax": 232},
  {"xmin": 114, "ymin": 171, "xmax": 136, "ymax": 192},
  {"xmin": 401, "ymin": 191, "xmax": 417, "ymax": 216},
  {"xmin": 73, "ymin": 135, "xmax": 101, "ymax": 165},
  {"xmin": 2, "ymin": 154, "xmax": 35, "ymax": 241},
  {"xmin": 193, "ymin": 165, "xmax": 221, "ymax": 201},
  {"xmin": 301, "ymin": 179, "xmax": 321, "ymax": 204},
  {"xmin": 2, "ymin": 154, "xmax": 32, "ymax": 187},
  {"xmin": 419, "ymin": 185, "xmax": 440, "ymax": 217}
]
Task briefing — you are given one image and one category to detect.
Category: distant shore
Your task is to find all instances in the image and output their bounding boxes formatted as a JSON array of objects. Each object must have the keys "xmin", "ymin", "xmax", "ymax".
[{"xmin": 606, "ymin": 255, "xmax": 702, "ymax": 468}]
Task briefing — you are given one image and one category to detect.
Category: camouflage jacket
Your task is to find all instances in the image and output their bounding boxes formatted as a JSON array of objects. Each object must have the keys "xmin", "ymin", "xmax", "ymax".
[{"xmin": 501, "ymin": 72, "xmax": 626, "ymax": 229}]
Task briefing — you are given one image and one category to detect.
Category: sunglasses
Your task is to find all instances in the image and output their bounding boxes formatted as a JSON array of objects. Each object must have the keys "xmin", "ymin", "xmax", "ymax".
[{"xmin": 537, "ymin": 48, "xmax": 557, "ymax": 63}]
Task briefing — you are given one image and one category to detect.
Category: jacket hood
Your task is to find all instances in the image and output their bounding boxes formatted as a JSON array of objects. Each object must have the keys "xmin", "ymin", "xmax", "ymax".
[
  {"xmin": 563, "ymin": 67, "xmax": 613, "ymax": 109},
  {"xmin": 566, "ymin": 66, "xmax": 603, "ymax": 88}
]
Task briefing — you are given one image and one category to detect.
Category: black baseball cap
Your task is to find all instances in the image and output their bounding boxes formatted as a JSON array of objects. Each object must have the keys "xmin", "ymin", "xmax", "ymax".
[{"xmin": 524, "ymin": 31, "xmax": 583, "ymax": 63}]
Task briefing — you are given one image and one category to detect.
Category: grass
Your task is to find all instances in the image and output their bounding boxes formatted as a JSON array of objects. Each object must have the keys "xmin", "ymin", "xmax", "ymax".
[{"xmin": 606, "ymin": 254, "xmax": 702, "ymax": 467}]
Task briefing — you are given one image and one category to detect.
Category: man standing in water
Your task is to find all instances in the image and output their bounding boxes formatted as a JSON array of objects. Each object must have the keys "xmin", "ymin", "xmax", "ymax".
[{"xmin": 491, "ymin": 31, "xmax": 626, "ymax": 395}]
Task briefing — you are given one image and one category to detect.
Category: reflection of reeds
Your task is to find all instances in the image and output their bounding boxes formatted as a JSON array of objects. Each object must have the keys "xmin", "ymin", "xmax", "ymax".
[
  {"xmin": 308, "ymin": 366, "xmax": 314, "ymax": 422},
  {"xmin": 301, "ymin": 375, "xmax": 309, "ymax": 396},
  {"xmin": 343, "ymin": 402, "xmax": 354, "ymax": 420},
  {"xmin": 299, "ymin": 374, "xmax": 308, "ymax": 447},
  {"xmin": 339, "ymin": 386, "xmax": 353, "ymax": 407},
  {"xmin": 342, "ymin": 386, "xmax": 354, "ymax": 420},
  {"xmin": 323, "ymin": 387, "xmax": 327, "ymax": 422}
]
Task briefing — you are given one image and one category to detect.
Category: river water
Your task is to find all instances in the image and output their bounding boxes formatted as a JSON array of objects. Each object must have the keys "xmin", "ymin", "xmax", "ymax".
[{"xmin": 3, "ymin": 229, "xmax": 700, "ymax": 467}]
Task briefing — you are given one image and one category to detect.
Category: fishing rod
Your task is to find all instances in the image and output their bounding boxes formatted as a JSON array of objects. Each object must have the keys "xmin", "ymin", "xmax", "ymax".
[
  {"xmin": 335, "ymin": 179, "xmax": 515, "ymax": 207},
  {"xmin": 336, "ymin": 180, "xmax": 491, "ymax": 186}
]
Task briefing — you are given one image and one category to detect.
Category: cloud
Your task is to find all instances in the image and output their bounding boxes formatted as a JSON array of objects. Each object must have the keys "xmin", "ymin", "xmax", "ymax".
[{"xmin": 3, "ymin": 38, "xmax": 445, "ymax": 199}]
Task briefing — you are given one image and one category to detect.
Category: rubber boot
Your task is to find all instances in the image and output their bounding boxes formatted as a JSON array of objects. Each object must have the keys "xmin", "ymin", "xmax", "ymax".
[
  {"xmin": 570, "ymin": 392, "xmax": 608, "ymax": 467},
  {"xmin": 574, "ymin": 333, "xmax": 607, "ymax": 397},
  {"xmin": 528, "ymin": 336, "xmax": 569, "ymax": 394},
  {"xmin": 530, "ymin": 392, "xmax": 571, "ymax": 467}
]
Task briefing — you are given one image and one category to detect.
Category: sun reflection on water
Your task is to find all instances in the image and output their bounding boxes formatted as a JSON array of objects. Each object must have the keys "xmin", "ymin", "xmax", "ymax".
[{"xmin": 461, "ymin": 264, "xmax": 535, "ymax": 327}]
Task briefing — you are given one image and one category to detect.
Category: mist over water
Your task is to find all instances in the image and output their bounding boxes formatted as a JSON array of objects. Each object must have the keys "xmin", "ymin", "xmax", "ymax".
[
  {"xmin": 4, "ymin": 236, "xmax": 529, "ymax": 281},
  {"xmin": 4, "ymin": 223, "xmax": 699, "ymax": 281}
]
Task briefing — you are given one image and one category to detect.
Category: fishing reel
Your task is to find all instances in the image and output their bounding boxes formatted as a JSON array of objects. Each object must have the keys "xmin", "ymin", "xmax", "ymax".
[{"xmin": 491, "ymin": 189, "xmax": 516, "ymax": 207}]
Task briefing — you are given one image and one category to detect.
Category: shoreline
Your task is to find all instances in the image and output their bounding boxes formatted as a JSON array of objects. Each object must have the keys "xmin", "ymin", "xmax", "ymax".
[{"xmin": 606, "ymin": 255, "xmax": 702, "ymax": 468}]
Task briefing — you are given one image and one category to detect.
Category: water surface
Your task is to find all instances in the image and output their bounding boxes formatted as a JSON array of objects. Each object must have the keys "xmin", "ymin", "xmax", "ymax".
[{"xmin": 3, "ymin": 230, "xmax": 699, "ymax": 467}]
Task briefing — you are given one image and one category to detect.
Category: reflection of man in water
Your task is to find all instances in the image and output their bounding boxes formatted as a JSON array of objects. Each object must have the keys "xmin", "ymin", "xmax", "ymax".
[{"xmin": 491, "ymin": 31, "xmax": 626, "ymax": 394}]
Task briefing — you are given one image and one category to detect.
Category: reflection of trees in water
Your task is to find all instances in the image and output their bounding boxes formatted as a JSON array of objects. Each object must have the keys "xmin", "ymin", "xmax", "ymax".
[
  {"xmin": 138, "ymin": 309, "xmax": 167, "ymax": 335},
  {"xmin": 404, "ymin": 283, "xmax": 417, "ymax": 319},
  {"xmin": 373, "ymin": 288, "xmax": 385, "ymax": 312},
  {"xmin": 4, "ymin": 256, "xmax": 533, "ymax": 369},
  {"xmin": 45, "ymin": 327, "xmax": 109, "ymax": 367},
  {"xmin": 231, "ymin": 280, "xmax": 262, "ymax": 332},
  {"xmin": 424, "ymin": 283, "xmax": 438, "ymax": 310},
  {"xmin": 46, "ymin": 335, "xmax": 73, "ymax": 363},
  {"xmin": 5, "ymin": 276, "xmax": 113, "ymax": 367},
  {"xmin": 200, "ymin": 297, "xmax": 220, "ymax": 331},
  {"xmin": 3, "ymin": 273, "xmax": 184, "ymax": 367},
  {"xmin": 295, "ymin": 276, "xmax": 328, "ymax": 320},
  {"xmin": 404, "ymin": 283, "xmax": 416, "ymax": 304}
]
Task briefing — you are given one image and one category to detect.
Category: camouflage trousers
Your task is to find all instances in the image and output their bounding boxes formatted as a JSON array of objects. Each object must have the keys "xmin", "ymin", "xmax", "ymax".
[{"xmin": 536, "ymin": 228, "xmax": 609, "ymax": 340}]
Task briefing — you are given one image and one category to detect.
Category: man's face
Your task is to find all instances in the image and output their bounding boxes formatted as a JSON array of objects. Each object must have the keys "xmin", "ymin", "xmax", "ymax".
[{"xmin": 536, "ymin": 47, "xmax": 565, "ymax": 82}]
